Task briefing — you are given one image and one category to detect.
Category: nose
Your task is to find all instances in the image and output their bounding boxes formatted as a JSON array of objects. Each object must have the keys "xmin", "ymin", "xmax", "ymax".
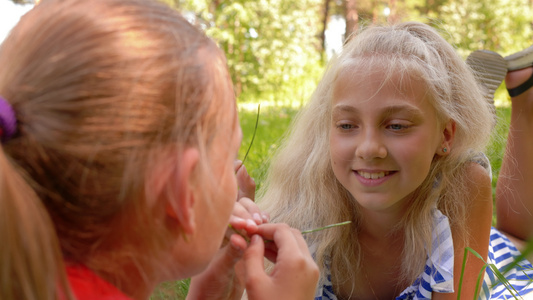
[{"xmin": 355, "ymin": 129, "xmax": 387, "ymax": 160}]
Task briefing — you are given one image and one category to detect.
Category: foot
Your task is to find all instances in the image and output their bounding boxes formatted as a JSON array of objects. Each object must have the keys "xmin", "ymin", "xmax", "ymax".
[
  {"xmin": 506, "ymin": 67, "xmax": 533, "ymax": 104},
  {"xmin": 505, "ymin": 45, "xmax": 533, "ymax": 71}
]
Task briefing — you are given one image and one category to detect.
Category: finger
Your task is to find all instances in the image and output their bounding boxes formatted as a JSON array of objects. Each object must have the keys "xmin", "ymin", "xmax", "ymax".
[
  {"xmin": 256, "ymin": 224, "xmax": 303, "ymax": 258},
  {"xmin": 228, "ymin": 216, "xmax": 258, "ymax": 237},
  {"xmin": 288, "ymin": 227, "xmax": 313, "ymax": 255},
  {"xmin": 232, "ymin": 200, "xmax": 254, "ymax": 220},
  {"xmin": 243, "ymin": 235, "xmax": 268, "ymax": 287},
  {"xmin": 238, "ymin": 197, "xmax": 264, "ymax": 224},
  {"xmin": 236, "ymin": 163, "xmax": 256, "ymax": 201},
  {"xmin": 202, "ymin": 235, "xmax": 245, "ymax": 279},
  {"xmin": 234, "ymin": 160, "xmax": 244, "ymax": 172}
]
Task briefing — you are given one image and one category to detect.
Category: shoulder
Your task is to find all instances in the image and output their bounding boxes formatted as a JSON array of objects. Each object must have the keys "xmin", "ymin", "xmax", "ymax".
[
  {"xmin": 463, "ymin": 160, "xmax": 492, "ymax": 205},
  {"xmin": 66, "ymin": 264, "xmax": 132, "ymax": 300}
]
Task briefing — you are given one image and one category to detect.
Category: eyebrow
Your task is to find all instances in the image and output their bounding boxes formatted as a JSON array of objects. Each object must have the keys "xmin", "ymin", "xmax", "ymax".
[
  {"xmin": 331, "ymin": 104, "xmax": 359, "ymax": 116},
  {"xmin": 332, "ymin": 103, "xmax": 424, "ymax": 118},
  {"xmin": 383, "ymin": 105, "xmax": 424, "ymax": 118}
]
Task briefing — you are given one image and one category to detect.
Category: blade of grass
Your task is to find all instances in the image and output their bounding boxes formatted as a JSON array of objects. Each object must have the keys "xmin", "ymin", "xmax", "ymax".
[
  {"xmin": 464, "ymin": 247, "xmax": 524, "ymax": 300},
  {"xmin": 457, "ymin": 247, "xmax": 469, "ymax": 300},
  {"xmin": 301, "ymin": 221, "xmax": 352, "ymax": 235},
  {"xmin": 227, "ymin": 221, "xmax": 352, "ymax": 243},
  {"xmin": 238, "ymin": 104, "xmax": 260, "ymax": 172}
]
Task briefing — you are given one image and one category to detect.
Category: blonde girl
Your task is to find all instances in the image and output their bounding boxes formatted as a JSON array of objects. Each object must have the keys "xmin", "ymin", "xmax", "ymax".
[
  {"xmin": 0, "ymin": 0, "xmax": 318, "ymax": 299},
  {"xmin": 258, "ymin": 22, "xmax": 533, "ymax": 299}
]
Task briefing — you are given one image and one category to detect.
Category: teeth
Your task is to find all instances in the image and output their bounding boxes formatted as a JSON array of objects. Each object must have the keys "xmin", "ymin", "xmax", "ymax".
[{"xmin": 359, "ymin": 171, "xmax": 388, "ymax": 179}]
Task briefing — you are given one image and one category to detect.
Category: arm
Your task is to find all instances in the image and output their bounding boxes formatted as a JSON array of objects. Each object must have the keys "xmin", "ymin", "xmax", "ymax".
[{"xmin": 433, "ymin": 162, "xmax": 493, "ymax": 300}]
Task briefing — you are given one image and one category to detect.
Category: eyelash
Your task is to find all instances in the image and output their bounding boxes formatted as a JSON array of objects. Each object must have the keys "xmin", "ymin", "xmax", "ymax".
[
  {"xmin": 335, "ymin": 122, "xmax": 410, "ymax": 132},
  {"xmin": 387, "ymin": 123, "xmax": 409, "ymax": 130},
  {"xmin": 337, "ymin": 123, "xmax": 355, "ymax": 130}
]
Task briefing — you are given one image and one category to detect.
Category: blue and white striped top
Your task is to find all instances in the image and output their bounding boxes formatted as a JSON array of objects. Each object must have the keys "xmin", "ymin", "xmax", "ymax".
[{"xmin": 313, "ymin": 209, "xmax": 533, "ymax": 299}]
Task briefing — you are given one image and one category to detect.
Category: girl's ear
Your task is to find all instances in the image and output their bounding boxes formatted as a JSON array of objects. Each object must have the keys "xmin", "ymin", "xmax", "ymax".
[
  {"xmin": 437, "ymin": 120, "xmax": 456, "ymax": 156},
  {"xmin": 148, "ymin": 148, "xmax": 200, "ymax": 237},
  {"xmin": 165, "ymin": 148, "xmax": 200, "ymax": 236}
]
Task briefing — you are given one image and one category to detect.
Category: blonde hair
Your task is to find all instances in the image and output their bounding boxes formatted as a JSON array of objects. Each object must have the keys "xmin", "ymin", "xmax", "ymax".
[
  {"xmin": 258, "ymin": 22, "xmax": 493, "ymax": 289},
  {"xmin": 0, "ymin": 0, "xmax": 235, "ymax": 298}
]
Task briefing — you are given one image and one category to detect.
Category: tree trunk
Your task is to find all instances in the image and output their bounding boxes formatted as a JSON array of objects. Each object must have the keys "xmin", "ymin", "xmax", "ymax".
[
  {"xmin": 344, "ymin": 0, "xmax": 358, "ymax": 40},
  {"xmin": 320, "ymin": 0, "xmax": 331, "ymax": 53}
]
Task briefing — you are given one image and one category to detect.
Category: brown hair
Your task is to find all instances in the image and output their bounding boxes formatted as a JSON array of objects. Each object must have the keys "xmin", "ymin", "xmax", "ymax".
[{"xmin": 0, "ymin": 0, "xmax": 236, "ymax": 298}]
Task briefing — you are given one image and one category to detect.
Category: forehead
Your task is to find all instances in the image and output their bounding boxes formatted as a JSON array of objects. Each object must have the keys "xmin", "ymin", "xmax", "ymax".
[{"xmin": 331, "ymin": 61, "xmax": 436, "ymax": 116}]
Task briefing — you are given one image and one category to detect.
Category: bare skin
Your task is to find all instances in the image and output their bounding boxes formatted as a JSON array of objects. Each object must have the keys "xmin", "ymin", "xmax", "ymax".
[{"xmin": 496, "ymin": 67, "xmax": 533, "ymax": 256}]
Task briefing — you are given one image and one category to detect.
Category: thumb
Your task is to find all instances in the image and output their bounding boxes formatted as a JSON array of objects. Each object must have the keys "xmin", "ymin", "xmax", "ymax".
[
  {"xmin": 215, "ymin": 234, "xmax": 247, "ymax": 271},
  {"xmin": 236, "ymin": 164, "xmax": 256, "ymax": 201},
  {"xmin": 243, "ymin": 235, "xmax": 268, "ymax": 289}
]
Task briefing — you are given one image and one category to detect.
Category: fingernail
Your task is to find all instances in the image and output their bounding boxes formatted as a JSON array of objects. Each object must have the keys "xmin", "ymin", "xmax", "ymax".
[
  {"xmin": 246, "ymin": 219, "xmax": 258, "ymax": 229},
  {"xmin": 230, "ymin": 240, "xmax": 244, "ymax": 256},
  {"xmin": 253, "ymin": 213, "xmax": 262, "ymax": 224},
  {"xmin": 261, "ymin": 213, "xmax": 269, "ymax": 223},
  {"xmin": 232, "ymin": 217, "xmax": 245, "ymax": 225},
  {"xmin": 251, "ymin": 234, "xmax": 262, "ymax": 243}
]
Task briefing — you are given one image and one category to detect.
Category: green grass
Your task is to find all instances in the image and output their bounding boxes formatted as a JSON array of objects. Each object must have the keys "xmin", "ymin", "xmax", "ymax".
[
  {"xmin": 151, "ymin": 104, "xmax": 522, "ymax": 299},
  {"xmin": 237, "ymin": 104, "xmax": 299, "ymax": 189}
]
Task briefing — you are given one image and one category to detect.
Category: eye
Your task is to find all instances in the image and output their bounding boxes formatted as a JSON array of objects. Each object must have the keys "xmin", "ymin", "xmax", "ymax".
[
  {"xmin": 387, "ymin": 123, "xmax": 407, "ymax": 130},
  {"xmin": 339, "ymin": 124, "xmax": 353, "ymax": 129},
  {"xmin": 335, "ymin": 122, "xmax": 357, "ymax": 131}
]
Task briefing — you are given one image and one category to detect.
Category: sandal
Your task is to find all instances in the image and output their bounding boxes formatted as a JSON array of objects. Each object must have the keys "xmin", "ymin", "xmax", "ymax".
[
  {"xmin": 505, "ymin": 45, "xmax": 533, "ymax": 71},
  {"xmin": 466, "ymin": 46, "xmax": 533, "ymax": 99},
  {"xmin": 465, "ymin": 50, "xmax": 507, "ymax": 105},
  {"xmin": 504, "ymin": 45, "xmax": 533, "ymax": 97}
]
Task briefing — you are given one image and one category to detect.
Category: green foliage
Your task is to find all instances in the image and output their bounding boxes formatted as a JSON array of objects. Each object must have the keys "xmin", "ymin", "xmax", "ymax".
[
  {"xmin": 435, "ymin": 0, "xmax": 533, "ymax": 59},
  {"xmin": 149, "ymin": 0, "xmax": 532, "ymax": 298},
  {"xmin": 161, "ymin": 0, "xmax": 533, "ymax": 108},
  {"xmin": 238, "ymin": 104, "xmax": 298, "ymax": 188},
  {"xmin": 8, "ymin": 0, "xmax": 34, "ymax": 4},
  {"xmin": 161, "ymin": 0, "xmax": 325, "ymax": 106},
  {"xmin": 151, "ymin": 279, "xmax": 189, "ymax": 300}
]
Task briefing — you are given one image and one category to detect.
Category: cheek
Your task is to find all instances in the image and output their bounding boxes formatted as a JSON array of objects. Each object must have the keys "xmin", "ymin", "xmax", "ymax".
[
  {"xmin": 330, "ymin": 134, "xmax": 355, "ymax": 163},
  {"xmin": 397, "ymin": 139, "xmax": 436, "ymax": 176},
  {"xmin": 218, "ymin": 163, "xmax": 237, "ymax": 214}
]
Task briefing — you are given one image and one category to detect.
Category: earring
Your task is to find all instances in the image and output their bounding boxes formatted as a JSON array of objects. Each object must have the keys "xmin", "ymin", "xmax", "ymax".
[
  {"xmin": 443, "ymin": 147, "xmax": 448, "ymax": 153},
  {"xmin": 180, "ymin": 228, "xmax": 189, "ymax": 243}
]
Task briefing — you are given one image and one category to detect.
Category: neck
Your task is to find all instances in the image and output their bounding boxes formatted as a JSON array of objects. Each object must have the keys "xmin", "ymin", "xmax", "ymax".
[
  {"xmin": 88, "ymin": 250, "xmax": 160, "ymax": 300},
  {"xmin": 360, "ymin": 209, "xmax": 403, "ymax": 239}
]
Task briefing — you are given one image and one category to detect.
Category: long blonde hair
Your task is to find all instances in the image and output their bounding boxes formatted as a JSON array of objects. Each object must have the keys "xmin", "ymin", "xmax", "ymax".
[
  {"xmin": 258, "ymin": 22, "xmax": 493, "ymax": 288},
  {"xmin": 0, "ymin": 0, "xmax": 235, "ymax": 298}
]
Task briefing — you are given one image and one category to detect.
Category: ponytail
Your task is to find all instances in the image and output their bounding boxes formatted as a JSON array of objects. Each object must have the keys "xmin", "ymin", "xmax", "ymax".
[{"xmin": 0, "ymin": 147, "xmax": 74, "ymax": 300}]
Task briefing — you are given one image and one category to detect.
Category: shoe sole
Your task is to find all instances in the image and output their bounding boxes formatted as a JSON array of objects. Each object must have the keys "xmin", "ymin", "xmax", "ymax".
[
  {"xmin": 505, "ymin": 45, "xmax": 533, "ymax": 71},
  {"xmin": 466, "ymin": 50, "xmax": 507, "ymax": 105}
]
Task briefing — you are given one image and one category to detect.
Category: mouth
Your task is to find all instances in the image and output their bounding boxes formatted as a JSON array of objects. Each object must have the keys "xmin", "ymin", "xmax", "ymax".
[{"xmin": 356, "ymin": 170, "xmax": 393, "ymax": 179}]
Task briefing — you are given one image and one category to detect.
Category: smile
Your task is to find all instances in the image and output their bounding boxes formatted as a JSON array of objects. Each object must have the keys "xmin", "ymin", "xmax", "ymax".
[{"xmin": 357, "ymin": 171, "xmax": 391, "ymax": 179}]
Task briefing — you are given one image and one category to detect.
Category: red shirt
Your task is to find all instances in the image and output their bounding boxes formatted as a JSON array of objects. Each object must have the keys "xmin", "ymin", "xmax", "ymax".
[{"xmin": 66, "ymin": 264, "xmax": 132, "ymax": 300}]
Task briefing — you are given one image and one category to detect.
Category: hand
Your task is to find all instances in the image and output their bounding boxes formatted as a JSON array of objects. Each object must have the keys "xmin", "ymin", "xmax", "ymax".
[
  {"xmin": 234, "ymin": 160, "xmax": 269, "ymax": 225},
  {"xmin": 186, "ymin": 201, "xmax": 262, "ymax": 300},
  {"xmin": 243, "ymin": 223, "xmax": 319, "ymax": 300},
  {"xmin": 186, "ymin": 214, "xmax": 258, "ymax": 300},
  {"xmin": 187, "ymin": 235, "xmax": 246, "ymax": 300},
  {"xmin": 235, "ymin": 160, "xmax": 256, "ymax": 202}
]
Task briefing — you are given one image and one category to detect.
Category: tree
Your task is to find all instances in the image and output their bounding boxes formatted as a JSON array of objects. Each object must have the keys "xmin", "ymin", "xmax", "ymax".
[
  {"xmin": 165, "ymin": 0, "xmax": 325, "ymax": 105},
  {"xmin": 437, "ymin": 0, "xmax": 533, "ymax": 58},
  {"xmin": 9, "ymin": 0, "xmax": 34, "ymax": 4}
]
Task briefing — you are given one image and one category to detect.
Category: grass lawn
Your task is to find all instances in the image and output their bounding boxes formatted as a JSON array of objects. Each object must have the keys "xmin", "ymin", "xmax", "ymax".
[{"xmin": 151, "ymin": 104, "xmax": 513, "ymax": 299}]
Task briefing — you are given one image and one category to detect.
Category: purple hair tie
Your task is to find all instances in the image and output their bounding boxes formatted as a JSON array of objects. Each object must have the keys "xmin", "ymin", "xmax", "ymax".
[{"xmin": 0, "ymin": 96, "xmax": 17, "ymax": 143}]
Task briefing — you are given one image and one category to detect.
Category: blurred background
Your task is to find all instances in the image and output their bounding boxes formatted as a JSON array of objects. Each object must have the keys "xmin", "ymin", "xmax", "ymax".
[
  {"xmin": 2, "ymin": 1, "xmax": 532, "ymax": 297},
  {"xmin": 160, "ymin": 0, "xmax": 533, "ymax": 108},
  {"xmin": 5, "ymin": 0, "xmax": 530, "ymax": 107}
]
